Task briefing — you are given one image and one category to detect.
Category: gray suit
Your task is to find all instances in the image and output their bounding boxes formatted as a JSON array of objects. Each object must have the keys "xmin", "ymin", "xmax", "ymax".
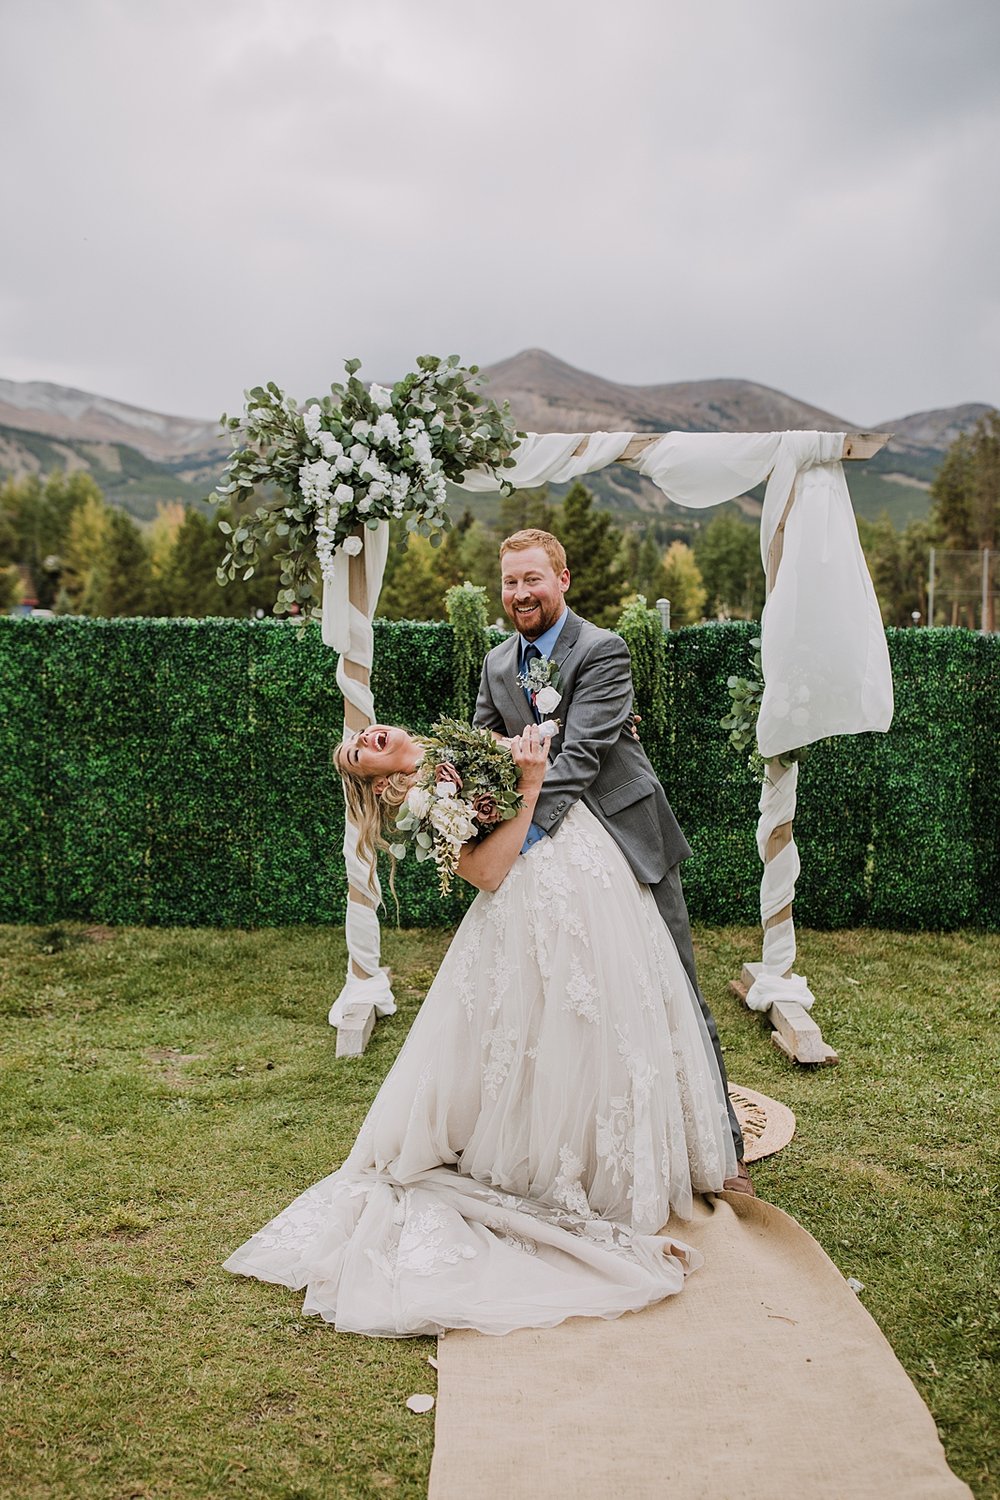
[{"xmin": 474, "ymin": 607, "xmax": 744, "ymax": 1160}]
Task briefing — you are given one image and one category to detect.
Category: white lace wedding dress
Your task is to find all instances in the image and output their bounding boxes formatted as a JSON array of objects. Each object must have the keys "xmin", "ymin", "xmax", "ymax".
[{"xmin": 224, "ymin": 803, "xmax": 737, "ymax": 1337}]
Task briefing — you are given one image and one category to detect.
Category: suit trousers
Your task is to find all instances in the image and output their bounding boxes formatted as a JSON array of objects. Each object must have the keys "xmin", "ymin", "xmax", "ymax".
[{"xmin": 649, "ymin": 863, "xmax": 745, "ymax": 1162}]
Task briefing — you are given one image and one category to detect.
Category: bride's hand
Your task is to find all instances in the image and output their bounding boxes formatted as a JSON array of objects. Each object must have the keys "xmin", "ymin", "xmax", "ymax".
[{"xmin": 509, "ymin": 724, "xmax": 548, "ymax": 793}]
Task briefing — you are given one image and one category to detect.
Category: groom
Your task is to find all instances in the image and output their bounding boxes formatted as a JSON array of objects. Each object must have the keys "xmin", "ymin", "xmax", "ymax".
[{"xmin": 474, "ymin": 528, "xmax": 752, "ymax": 1192}]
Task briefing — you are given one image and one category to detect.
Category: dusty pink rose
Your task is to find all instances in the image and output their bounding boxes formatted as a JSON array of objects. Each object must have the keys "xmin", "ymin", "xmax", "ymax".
[
  {"xmin": 472, "ymin": 793, "xmax": 502, "ymax": 825},
  {"xmin": 434, "ymin": 761, "xmax": 463, "ymax": 792}
]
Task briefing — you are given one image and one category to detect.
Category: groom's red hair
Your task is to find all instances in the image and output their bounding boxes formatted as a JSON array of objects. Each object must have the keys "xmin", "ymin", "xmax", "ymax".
[{"xmin": 499, "ymin": 529, "xmax": 567, "ymax": 573}]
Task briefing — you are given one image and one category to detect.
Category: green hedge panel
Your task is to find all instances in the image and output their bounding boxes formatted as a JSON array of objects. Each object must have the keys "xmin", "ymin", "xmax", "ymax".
[
  {"xmin": 1, "ymin": 616, "xmax": 997, "ymax": 930},
  {"xmin": 657, "ymin": 624, "xmax": 762, "ymax": 925}
]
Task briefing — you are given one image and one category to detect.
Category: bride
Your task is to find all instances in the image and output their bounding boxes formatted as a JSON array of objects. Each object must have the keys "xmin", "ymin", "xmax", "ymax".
[{"xmin": 223, "ymin": 721, "xmax": 737, "ymax": 1337}]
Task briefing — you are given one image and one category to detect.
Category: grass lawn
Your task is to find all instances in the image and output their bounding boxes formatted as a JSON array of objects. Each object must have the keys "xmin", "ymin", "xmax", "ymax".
[{"xmin": 2, "ymin": 922, "xmax": 997, "ymax": 1500}]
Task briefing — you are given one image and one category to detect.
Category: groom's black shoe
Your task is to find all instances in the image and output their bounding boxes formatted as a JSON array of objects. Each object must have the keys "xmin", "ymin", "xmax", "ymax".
[{"xmin": 723, "ymin": 1161, "xmax": 756, "ymax": 1196}]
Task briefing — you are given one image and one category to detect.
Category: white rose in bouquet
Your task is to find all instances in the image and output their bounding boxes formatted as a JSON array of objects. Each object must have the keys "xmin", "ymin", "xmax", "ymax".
[
  {"xmin": 341, "ymin": 536, "xmax": 363, "ymax": 556},
  {"xmin": 405, "ymin": 785, "xmax": 432, "ymax": 819},
  {"xmin": 368, "ymin": 383, "xmax": 392, "ymax": 410},
  {"xmin": 334, "ymin": 483, "xmax": 354, "ymax": 505}
]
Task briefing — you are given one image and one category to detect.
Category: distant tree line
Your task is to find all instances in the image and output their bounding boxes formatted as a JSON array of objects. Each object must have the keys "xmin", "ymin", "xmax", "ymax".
[
  {"xmin": 2, "ymin": 413, "xmax": 995, "ymax": 629},
  {"xmin": 859, "ymin": 410, "xmax": 999, "ymax": 628},
  {"xmin": 0, "ymin": 473, "xmax": 278, "ymax": 619}
]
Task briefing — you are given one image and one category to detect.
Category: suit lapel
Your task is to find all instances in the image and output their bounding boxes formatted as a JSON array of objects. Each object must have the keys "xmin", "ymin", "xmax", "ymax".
[
  {"xmin": 496, "ymin": 631, "xmax": 529, "ymax": 729},
  {"xmin": 549, "ymin": 609, "xmax": 583, "ymax": 675}
]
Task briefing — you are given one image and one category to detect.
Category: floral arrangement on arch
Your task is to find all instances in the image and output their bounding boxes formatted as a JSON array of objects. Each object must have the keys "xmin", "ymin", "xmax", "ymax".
[{"xmin": 213, "ymin": 355, "xmax": 523, "ymax": 618}]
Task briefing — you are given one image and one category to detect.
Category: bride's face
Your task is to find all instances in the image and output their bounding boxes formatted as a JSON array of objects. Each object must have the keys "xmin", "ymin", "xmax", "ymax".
[{"xmin": 340, "ymin": 724, "xmax": 423, "ymax": 779}]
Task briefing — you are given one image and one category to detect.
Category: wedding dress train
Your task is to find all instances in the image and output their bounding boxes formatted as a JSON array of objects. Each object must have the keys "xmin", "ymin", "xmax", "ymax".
[{"xmin": 224, "ymin": 804, "xmax": 737, "ymax": 1336}]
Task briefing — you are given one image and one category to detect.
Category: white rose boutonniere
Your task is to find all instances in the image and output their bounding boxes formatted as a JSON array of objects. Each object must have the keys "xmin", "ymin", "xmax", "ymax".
[{"xmin": 518, "ymin": 654, "xmax": 562, "ymax": 716}]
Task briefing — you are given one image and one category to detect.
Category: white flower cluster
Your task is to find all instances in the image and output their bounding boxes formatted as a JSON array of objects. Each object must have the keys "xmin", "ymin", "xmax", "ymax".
[
  {"xmin": 428, "ymin": 794, "xmax": 477, "ymax": 849},
  {"xmin": 297, "ymin": 378, "xmax": 451, "ymax": 589}
]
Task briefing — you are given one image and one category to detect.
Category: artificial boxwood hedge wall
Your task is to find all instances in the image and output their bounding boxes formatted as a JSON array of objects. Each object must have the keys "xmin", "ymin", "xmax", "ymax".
[{"xmin": 1, "ymin": 617, "xmax": 996, "ymax": 930}]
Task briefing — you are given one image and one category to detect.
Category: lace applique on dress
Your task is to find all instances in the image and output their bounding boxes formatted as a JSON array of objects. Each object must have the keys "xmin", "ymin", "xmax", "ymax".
[
  {"xmin": 552, "ymin": 1145, "xmax": 592, "ymax": 1216},
  {"xmin": 396, "ymin": 1200, "xmax": 478, "ymax": 1276},
  {"xmin": 595, "ymin": 1097, "xmax": 634, "ymax": 1187},
  {"xmin": 565, "ymin": 815, "xmax": 613, "ymax": 887},
  {"xmin": 249, "ymin": 1182, "xmax": 334, "ymax": 1254},
  {"xmin": 563, "ymin": 956, "xmax": 600, "ymax": 1023},
  {"xmin": 481, "ymin": 1026, "xmax": 519, "ymax": 1099}
]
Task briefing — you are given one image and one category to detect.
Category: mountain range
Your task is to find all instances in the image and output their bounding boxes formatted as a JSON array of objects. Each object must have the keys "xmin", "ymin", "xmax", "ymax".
[{"xmin": 1, "ymin": 351, "xmax": 994, "ymax": 528}]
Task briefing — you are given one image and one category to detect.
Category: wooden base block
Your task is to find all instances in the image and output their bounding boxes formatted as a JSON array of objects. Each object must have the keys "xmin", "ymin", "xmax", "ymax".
[
  {"xmin": 734, "ymin": 964, "xmax": 839, "ymax": 1067},
  {"xmin": 335, "ymin": 1003, "xmax": 377, "ymax": 1058}
]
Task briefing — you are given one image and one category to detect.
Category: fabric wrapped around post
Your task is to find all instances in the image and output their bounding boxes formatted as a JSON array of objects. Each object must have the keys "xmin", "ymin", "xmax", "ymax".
[
  {"xmin": 743, "ymin": 761, "xmax": 816, "ymax": 1013},
  {"xmin": 323, "ymin": 522, "xmax": 398, "ymax": 1025}
]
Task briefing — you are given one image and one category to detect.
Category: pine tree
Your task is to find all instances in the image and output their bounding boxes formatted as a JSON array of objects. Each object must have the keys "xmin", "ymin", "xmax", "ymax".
[
  {"xmin": 377, "ymin": 533, "xmax": 451, "ymax": 620},
  {"xmin": 160, "ymin": 509, "xmax": 229, "ymax": 616},
  {"xmin": 930, "ymin": 435, "xmax": 975, "ymax": 548},
  {"xmin": 82, "ymin": 508, "xmax": 153, "ymax": 617},
  {"xmin": 61, "ymin": 492, "xmax": 113, "ymax": 610},
  {"xmin": 558, "ymin": 482, "xmax": 624, "ymax": 627},
  {"xmin": 147, "ymin": 502, "xmax": 186, "ymax": 614},
  {"xmin": 498, "ymin": 487, "xmax": 557, "ymax": 539},
  {"xmin": 457, "ymin": 519, "xmax": 505, "ymax": 621},
  {"xmin": 694, "ymin": 514, "xmax": 764, "ymax": 619}
]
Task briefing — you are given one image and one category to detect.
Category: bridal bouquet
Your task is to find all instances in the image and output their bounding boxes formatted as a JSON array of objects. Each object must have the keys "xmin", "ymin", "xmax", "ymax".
[
  {"xmin": 213, "ymin": 356, "xmax": 522, "ymax": 619},
  {"xmin": 390, "ymin": 720, "xmax": 522, "ymax": 896}
]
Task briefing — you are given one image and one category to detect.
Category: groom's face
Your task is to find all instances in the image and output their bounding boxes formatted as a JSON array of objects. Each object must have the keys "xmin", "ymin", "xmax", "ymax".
[{"xmin": 500, "ymin": 545, "xmax": 570, "ymax": 640}]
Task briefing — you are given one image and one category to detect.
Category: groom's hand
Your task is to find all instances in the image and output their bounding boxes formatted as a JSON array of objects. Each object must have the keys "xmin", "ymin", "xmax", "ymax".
[{"xmin": 510, "ymin": 724, "xmax": 548, "ymax": 793}]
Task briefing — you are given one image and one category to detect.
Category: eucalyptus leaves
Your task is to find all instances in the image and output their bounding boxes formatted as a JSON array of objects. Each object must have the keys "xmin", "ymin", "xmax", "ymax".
[{"xmin": 213, "ymin": 355, "xmax": 522, "ymax": 619}]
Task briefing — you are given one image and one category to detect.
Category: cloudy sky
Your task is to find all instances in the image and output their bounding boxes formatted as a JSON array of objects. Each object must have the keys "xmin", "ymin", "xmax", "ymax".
[{"xmin": 2, "ymin": 0, "xmax": 997, "ymax": 425}]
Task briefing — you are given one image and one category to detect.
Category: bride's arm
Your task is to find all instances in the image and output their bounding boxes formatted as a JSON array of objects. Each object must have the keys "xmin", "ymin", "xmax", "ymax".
[{"xmin": 456, "ymin": 727, "xmax": 548, "ymax": 893}]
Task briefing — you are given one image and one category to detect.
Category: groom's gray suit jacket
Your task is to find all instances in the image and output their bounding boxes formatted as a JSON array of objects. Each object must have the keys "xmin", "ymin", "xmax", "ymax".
[
  {"xmin": 474, "ymin": 606, "xmax": 744, "ymax": 1160},
  {"xmin": 473, "ymin": 608, "xmax": 691, "ymax": 883}
]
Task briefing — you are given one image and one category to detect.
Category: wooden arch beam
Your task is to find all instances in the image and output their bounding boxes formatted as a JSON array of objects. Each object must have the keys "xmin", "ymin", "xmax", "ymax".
[{"xmin": 571, "ymin": 432, "xmax": 891, "ymax": 463}]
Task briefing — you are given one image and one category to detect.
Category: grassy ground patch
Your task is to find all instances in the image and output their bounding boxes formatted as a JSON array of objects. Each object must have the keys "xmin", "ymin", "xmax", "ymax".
[{"xmin": 2, "ymin": 924, "xmax": 997, "ymax": 1499}]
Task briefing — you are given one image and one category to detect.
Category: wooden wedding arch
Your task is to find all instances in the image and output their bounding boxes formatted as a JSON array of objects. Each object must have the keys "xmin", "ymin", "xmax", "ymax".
[{"xmin": 333, "ymin": 428, "xmax": 891, "ymax": 1060}]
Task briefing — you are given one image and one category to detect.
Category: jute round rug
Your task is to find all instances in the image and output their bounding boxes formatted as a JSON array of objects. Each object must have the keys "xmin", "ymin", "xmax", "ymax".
[{"xmin": 727, "ymin": 1083, "xmax": 796, "ymax": 1163}]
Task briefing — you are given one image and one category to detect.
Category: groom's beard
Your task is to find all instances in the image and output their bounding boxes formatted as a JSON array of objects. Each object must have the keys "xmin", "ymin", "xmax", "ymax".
[{"xmin": 507, "ymin": 598, "xmax": 564, "ymax": 640}]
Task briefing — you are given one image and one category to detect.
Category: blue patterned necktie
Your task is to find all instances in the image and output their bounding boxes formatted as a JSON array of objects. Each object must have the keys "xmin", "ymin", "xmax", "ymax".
[{"xmin": 521, "ymin": 642, "xmax": 541, "ymax": 722}]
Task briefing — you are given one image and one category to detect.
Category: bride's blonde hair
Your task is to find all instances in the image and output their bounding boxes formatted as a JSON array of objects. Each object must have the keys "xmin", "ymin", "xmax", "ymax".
[{"xmin": 333, "ymin": 740, "xmax": 416, "ymax": 900}]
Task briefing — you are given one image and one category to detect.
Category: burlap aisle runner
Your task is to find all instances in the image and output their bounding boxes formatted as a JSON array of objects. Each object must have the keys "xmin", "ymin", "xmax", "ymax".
[{"xmin": 429, "ymin": 1193, "xmax": 970, "ymax": 1500}]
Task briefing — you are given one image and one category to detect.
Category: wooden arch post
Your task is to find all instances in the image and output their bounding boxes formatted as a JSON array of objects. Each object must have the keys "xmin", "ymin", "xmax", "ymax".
[{"xmin": 343, "ymin": 546, "xmax": 376, "ymax": 975}]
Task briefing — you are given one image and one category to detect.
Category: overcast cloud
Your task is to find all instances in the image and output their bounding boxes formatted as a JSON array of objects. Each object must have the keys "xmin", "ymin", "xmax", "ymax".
[{"xmin": 1, "ymin": 0, "xmax": 997, "ymax": 425}]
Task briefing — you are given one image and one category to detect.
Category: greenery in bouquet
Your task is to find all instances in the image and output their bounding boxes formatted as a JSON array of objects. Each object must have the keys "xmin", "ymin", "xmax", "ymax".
[
  {"xmin": 212, "ymin": 355, "xmax": 523, "ymax": 619},
  {"xmin": 390, "ymin": 719, "xmax": 522, "ymax": 895}
]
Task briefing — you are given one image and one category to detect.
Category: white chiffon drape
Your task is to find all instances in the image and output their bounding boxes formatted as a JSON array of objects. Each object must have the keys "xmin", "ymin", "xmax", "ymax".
[{"xmin": 224, "ymin": 805, "xmax": 736, "ymax": 1338}]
